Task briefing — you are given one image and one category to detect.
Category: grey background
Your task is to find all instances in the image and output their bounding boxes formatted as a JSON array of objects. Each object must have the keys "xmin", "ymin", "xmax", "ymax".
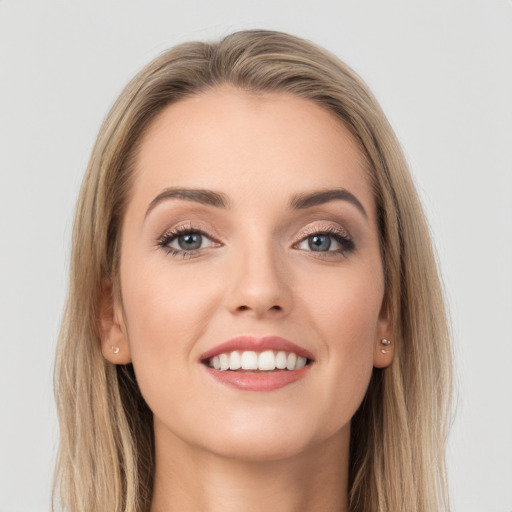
[{"xmin": 1, "ymin": 1, "xmax": 511, "ymax": 511}]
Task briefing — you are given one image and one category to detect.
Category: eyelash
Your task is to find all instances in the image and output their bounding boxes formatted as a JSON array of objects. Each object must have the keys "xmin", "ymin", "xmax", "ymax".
[
  {"xmin": 156, "ymin": 224, "xmax": 355, "ymax": 258},
  {"xmin": 293, "ymin": 225, "xmax": 355, "ymax": 258},
  {"xmin": 156, "ymin": 224, "xmax": 218, "ymax": 258}
]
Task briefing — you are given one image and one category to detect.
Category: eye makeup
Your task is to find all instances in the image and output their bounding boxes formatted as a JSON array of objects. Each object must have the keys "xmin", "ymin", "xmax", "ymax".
[
  {"xmin": 292, "ymin": 223, "xmax": 355, "ymax": 259},
  {"xmin": 156, "ymin": 223, "xmax": 221, "ymax": 258},
  {"xmin": 155, "ymin": 218, "xmax": 355, "ymax": 261}
]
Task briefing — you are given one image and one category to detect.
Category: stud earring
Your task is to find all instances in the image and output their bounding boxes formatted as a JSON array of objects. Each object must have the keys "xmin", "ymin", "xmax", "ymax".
[
  {"xmin": 380, "ymin": 338, "xmax": 391, "ymax": 354},
  {"xmin": 111, "ymin": 346, "xmax": 120, "ymax": 354}
]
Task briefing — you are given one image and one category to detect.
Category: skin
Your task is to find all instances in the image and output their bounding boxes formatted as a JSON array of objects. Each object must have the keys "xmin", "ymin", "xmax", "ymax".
[{"xmin": 101, "ymin": 87, "xmax": 393, "ymax": 512}]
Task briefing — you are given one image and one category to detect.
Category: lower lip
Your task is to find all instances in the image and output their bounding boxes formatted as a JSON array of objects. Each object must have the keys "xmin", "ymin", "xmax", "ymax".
[{"xmin": 203, "ymin": 365, "xmax": 311, "ymax": 391}]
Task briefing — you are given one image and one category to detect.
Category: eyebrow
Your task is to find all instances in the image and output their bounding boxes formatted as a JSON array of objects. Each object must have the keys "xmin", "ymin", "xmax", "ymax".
[
  {"xmin": 145, "ymin": 187, "xmax": 230, "ymax": 218},
  {"xmin": 289, "ymin": 188, "xmax": 368, "ymax": 218},
  {"xmin": 145, "ymin": 186, "xmax": 367, "ymax": 219}
]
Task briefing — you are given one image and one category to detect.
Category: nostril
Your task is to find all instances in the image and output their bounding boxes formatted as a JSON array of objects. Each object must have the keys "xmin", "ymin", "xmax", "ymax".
[{"xmin": 235, "ymin": 304, "xmax": 283, "ymax": 314}]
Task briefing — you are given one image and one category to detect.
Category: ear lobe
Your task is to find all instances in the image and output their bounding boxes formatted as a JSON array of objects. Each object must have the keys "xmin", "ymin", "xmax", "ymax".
[
  {"xmin": 373, "ymin": 297, "xmax": 394, "ymax": 368},
  {"xmin": 373, "ymin": 337, "xmax": 394, "ymax": 368},
  {"xmin": 99, "ymin": 277, "xmax": 132, "ymax": 365}
]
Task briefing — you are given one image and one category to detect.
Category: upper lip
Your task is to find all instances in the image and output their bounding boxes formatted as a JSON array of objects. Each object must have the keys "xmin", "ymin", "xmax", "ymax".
[{"xmin": 199, "ymin": 335, "xmax": 315, "ymax": 363}]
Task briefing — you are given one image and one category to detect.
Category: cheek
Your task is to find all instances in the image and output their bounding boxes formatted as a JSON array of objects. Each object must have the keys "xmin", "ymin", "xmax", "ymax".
[
  {"xmin": 121, "ymin": 256, "xmax": 217, "ymax": 341},
  {"xmin": 298, "ymin": 264, "xmax": 383, "ymax": 424},
  {"xmin": 302, "ymin": 261, "xmax": 384, "ymax": 349},
  {"xmin": 118, "ymin": 257, "xmax": 221, "ymax": 395}
]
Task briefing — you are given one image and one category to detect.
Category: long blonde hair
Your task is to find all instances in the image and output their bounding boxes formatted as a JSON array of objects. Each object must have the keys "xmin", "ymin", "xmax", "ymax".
[{"xmin": 54, "ymin": 30, "xmax": 452, "ymax": 512}]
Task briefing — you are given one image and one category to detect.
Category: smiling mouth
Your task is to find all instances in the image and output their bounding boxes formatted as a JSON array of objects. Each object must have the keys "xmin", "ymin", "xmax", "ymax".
[{"xmin": 205, "ymin": 350, "xmax": 311, "ymax": 372}]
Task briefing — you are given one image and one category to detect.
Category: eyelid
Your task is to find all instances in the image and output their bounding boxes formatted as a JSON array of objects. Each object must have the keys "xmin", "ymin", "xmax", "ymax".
[
  {"xmin": 292, "ymin": 222, "xmax": 352, "ymax": 245},
  {"xmin": 291, "ymin": 222, "xmax": 355, "ymax": 258},
  {"xmin": 155, "ymin": 220, "xmax": 354, "ymax": 258},
  {"xmin": 156, "ymin": 222, "xmax": 222, "ymax": 256},
  {"xmin": 158, "ymin": 221, "xmax": 221, "ymax": 241}
]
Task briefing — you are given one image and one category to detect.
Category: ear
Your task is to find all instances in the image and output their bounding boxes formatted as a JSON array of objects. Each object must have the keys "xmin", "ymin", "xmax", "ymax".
[
  {"xmin": 98, "ymin": 277, "xmax": 132, "ymax": 365},
  {"xmin": 373, "ymin": 297, "xmax": 394, "ymax": 369}
]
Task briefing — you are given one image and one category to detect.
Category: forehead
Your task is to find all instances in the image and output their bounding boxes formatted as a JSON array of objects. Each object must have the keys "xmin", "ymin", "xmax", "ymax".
[{"xmin": 130, "ymin": 87, "xmax": 374, "ymax": 216}]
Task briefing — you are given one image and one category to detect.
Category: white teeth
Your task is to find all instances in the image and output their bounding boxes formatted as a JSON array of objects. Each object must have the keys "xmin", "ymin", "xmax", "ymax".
[
  {"xmin": 296, "ymin": 356, "xmax": 307, "ymax": 369},
  {"xmin": 219, "ymin": 353, "xmax": 230, "ymax": 371},
  {"xmin": 209, "ymin": 350, "xmax": 310, "ymax": 371},
  {"xmin": 258, "ymin": 350, "xmax": 276, "ymax": 371},
  {"xmin": 286, "ymin": 352, "xmax": 297, "ymax": 370},
  {"xmin": 275, "ymin": 351, "xmax": 287, "ymax": 369},
  {"xmin": 241, "ymin": 351, "xmax": 259, "ymax": 370},
  {"xmin": 229, "ymin": 351, "xmax": 241, "ymax": 370}
]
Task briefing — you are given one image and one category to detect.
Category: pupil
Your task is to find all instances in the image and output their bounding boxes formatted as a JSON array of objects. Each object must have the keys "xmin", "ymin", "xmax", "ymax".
[
  {"xmin": 178, "ymin": 233, "xmax": 202, "ymax": 250},
  {"xmin": 309, "ymin": 235, "xmax": 331, "ymax": 252}
]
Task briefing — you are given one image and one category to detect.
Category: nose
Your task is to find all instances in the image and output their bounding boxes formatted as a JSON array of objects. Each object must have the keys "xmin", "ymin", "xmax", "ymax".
[{"xmin": 224, "ymin": 239, "xmax": 292, "ymax": 318}]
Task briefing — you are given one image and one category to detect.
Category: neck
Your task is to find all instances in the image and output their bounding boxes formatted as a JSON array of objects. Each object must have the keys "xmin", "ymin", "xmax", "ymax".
[{"xmin": 150, "ymin": 422, "xmax": 350, "ymax": 512}]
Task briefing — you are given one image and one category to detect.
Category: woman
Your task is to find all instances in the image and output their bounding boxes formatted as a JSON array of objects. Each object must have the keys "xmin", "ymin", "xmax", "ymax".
[{"xmin": 53, "ymin": 30, "xmax": 452, "ymax": 512}]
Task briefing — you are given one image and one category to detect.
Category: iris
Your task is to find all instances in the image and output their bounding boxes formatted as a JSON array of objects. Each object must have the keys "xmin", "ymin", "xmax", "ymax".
[
  {"xmin": 178, "ymin": 233, "xmax": 202, "ymax": 250},
  {"xmin": 309, "ymin": 235, "xmax": 331, "ymax": 252}
]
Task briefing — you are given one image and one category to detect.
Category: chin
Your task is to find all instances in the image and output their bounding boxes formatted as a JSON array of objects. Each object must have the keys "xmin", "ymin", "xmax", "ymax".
[
  {"xmin": 208, "ymin": 432, "xmax": 316, "ymax": 462},
  {"xmin": 196, "ymin": 415, "xmax": 346, "ymax": 463}
]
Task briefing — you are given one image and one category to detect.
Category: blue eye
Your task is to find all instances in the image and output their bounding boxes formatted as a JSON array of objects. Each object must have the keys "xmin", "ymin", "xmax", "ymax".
[
  {"xmin": 296, "ymin": 228, "xmax": 354, "ymax": 256},
  {"xmin": 176, "ymin": 233, "xmax": 203, "ymax": 250},
  {"xmin": 157, "ymin": 228, "xmax": 217, "ymax": 256},
  {"xmin": 298, "ymin": 234, "xmax": 341, "ymax": 252},
  {"xmin": 308, "ymin": 234, "xmax": 332, "ymax": 252}
]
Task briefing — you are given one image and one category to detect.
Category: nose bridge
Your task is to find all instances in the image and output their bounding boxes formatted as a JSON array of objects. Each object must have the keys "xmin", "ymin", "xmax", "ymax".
[{"xmin": 226, "ymin": 227, "xmax": 290, "ymax": 316}]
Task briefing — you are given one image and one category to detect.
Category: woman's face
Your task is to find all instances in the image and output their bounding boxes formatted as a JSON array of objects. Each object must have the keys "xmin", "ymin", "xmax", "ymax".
[{"xmin": 103, "ymin": 87, "xmax": 392, "ymax": 461}]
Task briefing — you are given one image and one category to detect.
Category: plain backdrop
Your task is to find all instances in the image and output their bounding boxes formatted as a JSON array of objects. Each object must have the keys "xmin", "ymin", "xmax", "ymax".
[{"xmin": 1, "ymin": 1, "xmax": 511, "ymax": 511}]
